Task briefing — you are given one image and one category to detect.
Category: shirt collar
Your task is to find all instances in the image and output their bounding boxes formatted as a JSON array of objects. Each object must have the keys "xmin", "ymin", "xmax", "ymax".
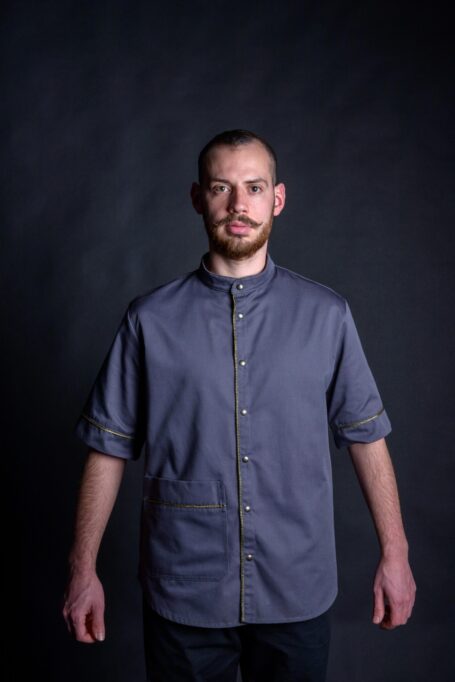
[{"xmin": 197, "ymin": 250, "xmax": 276, "ymax": 295}]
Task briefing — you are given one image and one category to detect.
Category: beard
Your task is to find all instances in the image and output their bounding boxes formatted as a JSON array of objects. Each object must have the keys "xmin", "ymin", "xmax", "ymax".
[{"xmin": 202, "ymin": 209, "xmax": 274, "ymax": 260}]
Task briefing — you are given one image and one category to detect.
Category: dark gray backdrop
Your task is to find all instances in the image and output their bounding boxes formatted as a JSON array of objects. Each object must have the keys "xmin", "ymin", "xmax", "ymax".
[{"xmin": 5, "ymin": 1, "xmax": 454, "ymax": 680}]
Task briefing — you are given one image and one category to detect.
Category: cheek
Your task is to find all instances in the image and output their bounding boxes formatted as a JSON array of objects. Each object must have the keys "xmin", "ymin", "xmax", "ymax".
[
  {"xmin": 204, "ymin": 198, "xmax": 228, "ymax": 217},
  {"xmin": 258, "ymin": 196, "xmax": 276, "ymax": 218}
]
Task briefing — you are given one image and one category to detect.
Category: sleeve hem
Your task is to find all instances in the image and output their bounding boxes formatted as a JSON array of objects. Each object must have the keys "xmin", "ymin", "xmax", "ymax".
[
  {"xmin": 74, "ymin": 413, "xmax": 142, "ymax": 461},
  {"xmin": 80, "ymin": 413, "xmax": 135, "ymax": 440},
  {"xmin": 332, "ymin": 408, "xmax": 392, "ymax": 450},
  {"xmin": 336, "ymin": 405, "xmax": 385, "ymax": 432}
]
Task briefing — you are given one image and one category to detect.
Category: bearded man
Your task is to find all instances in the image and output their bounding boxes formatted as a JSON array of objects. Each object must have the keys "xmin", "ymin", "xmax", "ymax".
[{"xmin": 63, "ymin": 129, "xmax": 416, "ymax": 682}]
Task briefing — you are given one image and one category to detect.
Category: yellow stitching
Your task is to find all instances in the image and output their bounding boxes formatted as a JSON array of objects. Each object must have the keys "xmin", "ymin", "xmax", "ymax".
[
  {"xmin": 232, "ymin": 293, "xmax": 246, "ymax": 622},
  {"xmin": 338, "ymin": 406, "xmax": 385, "ymax": 431},
  {"xmin": 145, "ymin": 498, "xmax": 225, "ymax": 508},
  {"xmin": 82, "ymin": 413, "xmax": 135, "ymax": 440}
]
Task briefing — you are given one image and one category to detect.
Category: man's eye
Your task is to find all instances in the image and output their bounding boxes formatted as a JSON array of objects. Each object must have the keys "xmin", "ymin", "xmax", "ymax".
[
  {"xmin": 212, "ymin": 185, "xmax": 229, "ymax": 193},
  {"xmin": 250, "ymin": 185, "xmax": 262, "ymax": 193}
]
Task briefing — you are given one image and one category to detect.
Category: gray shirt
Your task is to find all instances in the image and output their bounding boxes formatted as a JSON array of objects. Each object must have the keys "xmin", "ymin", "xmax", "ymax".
[{"xmin": 74, "ymin": 250, "xmax": 392, "ymax": 627}]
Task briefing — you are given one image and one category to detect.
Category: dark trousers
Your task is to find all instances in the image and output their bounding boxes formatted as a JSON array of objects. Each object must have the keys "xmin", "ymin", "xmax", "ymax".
[{"xmin": 142, "ymin": 596, "xmax": 331, "ymax": 682}]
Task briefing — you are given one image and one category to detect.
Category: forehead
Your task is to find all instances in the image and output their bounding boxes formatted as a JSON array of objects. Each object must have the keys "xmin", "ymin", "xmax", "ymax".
[{"xmin": 204, "ymin": 142, "xmax": 274, "ymax": 181}]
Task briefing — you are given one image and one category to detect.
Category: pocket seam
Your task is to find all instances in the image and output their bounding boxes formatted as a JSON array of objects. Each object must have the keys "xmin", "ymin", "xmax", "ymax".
[
  {"xmin": 145, "ymin": 497, "xmax": 226, "ymax": 509},
  {"xmin": 141, "ymin": 477, "xmax": 229, "ymax": 581}
]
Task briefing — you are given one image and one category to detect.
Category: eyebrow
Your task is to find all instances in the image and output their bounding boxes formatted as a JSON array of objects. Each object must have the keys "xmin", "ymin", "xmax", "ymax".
[{"xmin": 209, "ymin": 177, "xmax": 269, "ymax": 187}]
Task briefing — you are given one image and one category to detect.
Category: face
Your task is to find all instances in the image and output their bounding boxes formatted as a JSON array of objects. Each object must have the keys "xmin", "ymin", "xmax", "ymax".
[{"xmin": 191, "ymin": 141, "xmax": 286, "ymax": 260}]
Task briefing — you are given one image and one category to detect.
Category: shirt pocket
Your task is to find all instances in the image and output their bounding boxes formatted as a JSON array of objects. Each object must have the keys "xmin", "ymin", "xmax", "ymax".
[{"xmin": 140, "ymin": 476, "xmax": 228, "ymax": 581}]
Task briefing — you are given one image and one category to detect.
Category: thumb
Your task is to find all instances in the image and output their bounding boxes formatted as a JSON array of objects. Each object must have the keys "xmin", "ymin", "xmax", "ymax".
[
  {"xmin": 373, "ymin": 588, "xmax": 384, "ymax": 625},
  {"xmin": 89, "ymin": 605, "xmax": 106, "ymax": 642}
]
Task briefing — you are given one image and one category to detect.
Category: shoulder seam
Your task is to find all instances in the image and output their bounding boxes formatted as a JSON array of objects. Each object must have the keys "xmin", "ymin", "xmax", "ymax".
[
  {"xmin": 275, "ymin": 264, "xmax": 347, "ymax": 303},
  {"xmin": 128, "ymin": 270, "xmax": 196, "ymax": 308}
]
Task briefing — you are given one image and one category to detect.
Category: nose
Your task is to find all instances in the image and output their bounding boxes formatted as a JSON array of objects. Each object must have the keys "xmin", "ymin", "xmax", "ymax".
[{"xmin": 227, "ymin": 186, "xmax": 248, "ymax": 213}]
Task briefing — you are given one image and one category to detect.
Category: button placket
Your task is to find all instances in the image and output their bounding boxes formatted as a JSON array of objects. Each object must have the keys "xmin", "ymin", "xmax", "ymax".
[{"xmin": 231, "ymin": 283, "xmax": 255, "ymax": 622}]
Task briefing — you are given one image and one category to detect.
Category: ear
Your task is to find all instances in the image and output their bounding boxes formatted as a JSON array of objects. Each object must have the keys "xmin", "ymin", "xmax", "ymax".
[
  {"xmin": 191, "ymin": 182, "xmax": 203, "ymax": 214},
  {"xmin": 273, "ymin": 182, "xmax": 286, "ymax": 216}
]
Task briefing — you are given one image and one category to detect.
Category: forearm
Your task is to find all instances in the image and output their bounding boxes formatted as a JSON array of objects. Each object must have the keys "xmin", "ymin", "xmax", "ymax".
[
  {"xmin": 347, "ymin": 438, "xmax": 408, "ymax": 558},
  {"xmin": 68, "ymin": 449, "xmax": 126, "ymax": 572}
]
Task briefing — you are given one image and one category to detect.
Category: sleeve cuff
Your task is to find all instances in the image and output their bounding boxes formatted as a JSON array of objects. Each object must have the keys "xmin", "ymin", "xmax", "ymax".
[
  {"xmin": 74, "ymin": 412, "xmax": 143, "ymax": 461},
  {"xmin": 331, "ymin": 406, "xmax": 392, "ymax": 449}
]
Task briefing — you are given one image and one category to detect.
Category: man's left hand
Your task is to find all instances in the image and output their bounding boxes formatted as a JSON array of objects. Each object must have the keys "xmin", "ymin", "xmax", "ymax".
[{"xmin": 372, "ymin": 554, "xmax": 416, "ymax": 629}]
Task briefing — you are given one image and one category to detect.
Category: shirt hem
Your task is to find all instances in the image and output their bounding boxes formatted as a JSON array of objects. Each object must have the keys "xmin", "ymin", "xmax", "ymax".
[{"xmin": 141, "ymin": 588, "xmax": 338, "ymax": 628}]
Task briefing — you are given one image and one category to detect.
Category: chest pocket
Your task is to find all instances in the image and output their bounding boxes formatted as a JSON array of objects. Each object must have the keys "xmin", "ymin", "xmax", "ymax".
[{"xmin": 140, "ymin": 476, "xmax": 229, "ymax": 581}]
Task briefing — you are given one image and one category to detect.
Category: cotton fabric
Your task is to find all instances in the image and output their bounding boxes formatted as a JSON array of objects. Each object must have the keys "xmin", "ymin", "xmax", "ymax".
[{"xmin": 74, "ymin": 250, "xmax": 392, "ymax": 627}]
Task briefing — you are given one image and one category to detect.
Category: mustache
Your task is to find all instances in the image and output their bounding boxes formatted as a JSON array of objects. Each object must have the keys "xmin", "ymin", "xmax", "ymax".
[{"xmin": 214, "ymin": 215, "xmax": 261, "ymax": 229}]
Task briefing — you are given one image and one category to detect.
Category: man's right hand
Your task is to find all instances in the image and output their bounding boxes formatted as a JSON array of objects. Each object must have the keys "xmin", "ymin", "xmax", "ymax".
[
  {"xmin": 62, "ymin": 568, "xmax": 106, "ymax": 643},
  {"xmin": 63, "ymin": 449, "xmax": 126, "ymax": 643}
]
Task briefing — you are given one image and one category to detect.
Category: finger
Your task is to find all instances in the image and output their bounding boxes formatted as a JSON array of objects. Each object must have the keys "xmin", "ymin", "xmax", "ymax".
[
  {"xmin": 72, "ymin": 610, "xmax": 98, "ymax": 643},
  {"xmin": 383, "ymin": 601, "xmax": 408, "ymax": 629},
  {"xmin": 407, "ymin": 591, "xmax": 416, "ymax": 619},
  {"xmin": 373, "ymin": 587, "xmax": 385, "ymax": 625},
  {"xmin": 406, "ymin": 601, "xmax": 415, "ymax": 620},
  {"xmin": 379, "ymin": 603, "xmax": 395, "ymax": 629},
  {"xmin": 62, "ymin": 603, "xmax": 75, "ymax": 635},
  {"xmin": 64, "ymin": 606, "xmax": 96, "ymax": 644}
]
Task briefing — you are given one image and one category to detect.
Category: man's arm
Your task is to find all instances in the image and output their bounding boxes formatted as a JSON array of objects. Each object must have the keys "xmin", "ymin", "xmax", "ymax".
[
  {"xmin": 62, "ymin": 449, "xmax": 126, "ymax": 643},
  {"xmin": 347, "ymin": 437, "xmax": 416, "ymax": 629}
]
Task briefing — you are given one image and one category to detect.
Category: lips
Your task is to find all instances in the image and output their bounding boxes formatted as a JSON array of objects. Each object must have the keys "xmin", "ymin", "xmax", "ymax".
[{"xmin": 226, "ymin": 222, "xmax": 252, "ymax": 235}]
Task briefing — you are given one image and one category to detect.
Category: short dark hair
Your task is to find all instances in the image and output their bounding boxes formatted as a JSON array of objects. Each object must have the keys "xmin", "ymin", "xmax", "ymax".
[{"xmin": 197, "ymin": 129, "xmax": 278, "ymax": 185}]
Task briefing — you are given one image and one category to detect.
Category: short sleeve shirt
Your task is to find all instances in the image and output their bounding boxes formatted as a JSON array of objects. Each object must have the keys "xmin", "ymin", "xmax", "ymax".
[{"xmin": 74, "ymin": 250, "xmax": 392, "ymax": 627}]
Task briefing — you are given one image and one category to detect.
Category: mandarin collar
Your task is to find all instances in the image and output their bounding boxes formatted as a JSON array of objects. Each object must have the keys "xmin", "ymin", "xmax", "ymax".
[{"xmin": 197, "ymin": 251, "xmax": 276, "ymax": 295}]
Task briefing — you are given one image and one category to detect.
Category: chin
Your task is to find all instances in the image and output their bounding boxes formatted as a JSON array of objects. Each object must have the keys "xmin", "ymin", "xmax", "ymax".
[{"xmin": 215, "ymin": 240, "xmax": 267, "ymax": 260}]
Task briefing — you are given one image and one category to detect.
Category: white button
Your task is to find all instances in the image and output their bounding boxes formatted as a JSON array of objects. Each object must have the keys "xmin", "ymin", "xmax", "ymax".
[
  {"xmin": 245, "ymin": 505, "xmax": 251, "ymax": 512},
  {"xmin": 242, "ymin": 456, "xmax": 249, "ymax": 462},
  {"xmin": 238, "ymin": 312, "xmax": 244, "ymax": 319},
  {"xmin": 246, "ymin": 554, "xmax": 253, "ymax": 560},
  {"xmin": 241, "ymin": 408, "xmax": 248, "ymax": 415},
  {"xmin": 240, "ymin": 360, "xmax": 247, "ymax": 366},
  {"xmin": 237, "ymin": 283, "xmax": 244, "ymax": 290}
]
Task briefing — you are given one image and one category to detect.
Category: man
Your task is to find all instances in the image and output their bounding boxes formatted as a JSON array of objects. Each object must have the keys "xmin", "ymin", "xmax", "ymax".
[{"xmin": 63, "ymin": 130, "xmax": 416, "ymax": 681}]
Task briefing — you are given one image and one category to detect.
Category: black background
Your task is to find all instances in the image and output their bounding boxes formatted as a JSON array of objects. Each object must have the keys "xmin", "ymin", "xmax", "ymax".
[{"xmin": 4, "ymin": 1, "xmax": 454, "ymax": 680}]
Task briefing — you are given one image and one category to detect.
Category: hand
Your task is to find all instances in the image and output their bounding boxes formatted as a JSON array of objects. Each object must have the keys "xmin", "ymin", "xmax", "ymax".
[
  {"xmin": 62, "ymin": 568, "xmax": 106, "ymax": 643},
  {"xmin": 372, "ymin": 554, "xmax": 416, "ymax": 629}
]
